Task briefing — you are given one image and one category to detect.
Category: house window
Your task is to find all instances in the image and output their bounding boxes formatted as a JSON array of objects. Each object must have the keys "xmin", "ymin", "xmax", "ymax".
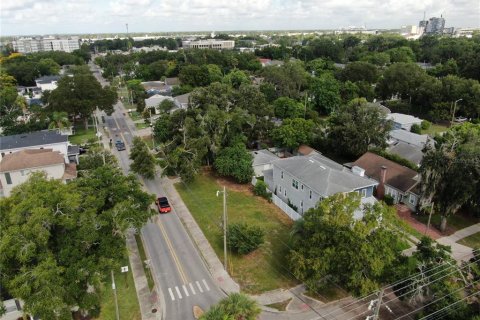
[
  {"xmin": 361, "ymin": 189, "xmax": 367, "ymax": 198},
  {"xmin": 284, "ymin": 190, "xmax": 287, "ymax": 196},
  {"xmin": 292, "ymin": 179, "xmax": 299, "ymax": 189},
  {"xmin": 5, "ymin": 172, "xmax": 12, "ymax": 185},
  {"xmin": 301, "ymin": 184, "xmax": 304, "ymax": 190},
  {"xmin": 309, "ymin": 190, "xmax": 312, "ymax": 199},
  {"xmin": 279, "ymin": 186, "xmax": 282, "ymax": 193},
  {"xmin": 300, "ymin": 201, "xmax": 303, "ymax": 207},
  {"xmin": 409, "ymin": 194, "xmax": 416, "ymax": 205},
  {"xmin": 281, "ymin": 171, "xmax": 283, "ymax": 179}
]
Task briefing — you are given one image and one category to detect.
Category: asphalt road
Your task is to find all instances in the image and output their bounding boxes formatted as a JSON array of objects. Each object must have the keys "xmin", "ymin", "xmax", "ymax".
[{"xmin": 90, "ymin": 63, "xmax": 225, "ymax": 319}]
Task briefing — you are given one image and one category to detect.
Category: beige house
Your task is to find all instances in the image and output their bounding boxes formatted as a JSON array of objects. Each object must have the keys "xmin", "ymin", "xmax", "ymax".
[{"xmin": 0, "ymin": 149, "xmax": 77, "ymax": 197}]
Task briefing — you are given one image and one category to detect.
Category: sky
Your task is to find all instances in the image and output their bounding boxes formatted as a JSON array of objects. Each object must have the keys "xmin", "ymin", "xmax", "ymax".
[{"xmin": 1, "ymin": 0, "xmax": 479, "ymax": 36}]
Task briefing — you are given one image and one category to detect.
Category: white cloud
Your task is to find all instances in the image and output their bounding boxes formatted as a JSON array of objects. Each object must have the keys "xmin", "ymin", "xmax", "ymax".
[{"xmin": 1, "ymin": 0, "xmax": 479, "ymax": 35}]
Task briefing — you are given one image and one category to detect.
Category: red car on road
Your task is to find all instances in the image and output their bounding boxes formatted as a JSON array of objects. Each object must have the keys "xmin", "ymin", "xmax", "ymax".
[{"xmin": 155, "ymin": 197, "xmax": 172, "ymax": 213}]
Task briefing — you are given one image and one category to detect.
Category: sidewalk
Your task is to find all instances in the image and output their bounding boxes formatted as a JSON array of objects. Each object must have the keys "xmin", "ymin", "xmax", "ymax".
[
  {"xmin": 436, "ymin": 223, "xmax": 480, "ymax": 262},
  {"xmin": 161, "ymin": 177, "xmax": 240, "ymax": 294}
]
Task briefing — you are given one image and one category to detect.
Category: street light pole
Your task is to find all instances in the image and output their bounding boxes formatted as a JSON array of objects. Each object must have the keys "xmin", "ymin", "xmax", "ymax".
[
  {"xmin": 149, "ymin": 108, "xmax": 155, "ymax": 150},
  {"xmin": 111, "ymin": 270, "xmax": 120, "ymax": 320},
  {"xmin": 216, "ymin": 186, "xmax": 228, "ymax": 270},
  {"xmin": 451, "ymin": 98, "xmax": 463, "ymax": 124}
]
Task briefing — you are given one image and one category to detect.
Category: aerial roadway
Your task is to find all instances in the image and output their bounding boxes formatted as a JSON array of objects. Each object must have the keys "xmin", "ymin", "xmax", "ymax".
[{"xmin": 89, "ymin": 62, "xmax": 225, "ymax": 320}]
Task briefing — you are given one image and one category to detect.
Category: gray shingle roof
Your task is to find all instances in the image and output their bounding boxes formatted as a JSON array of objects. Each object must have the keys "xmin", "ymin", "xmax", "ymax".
[
  {"xmin": 388, "ymin": 142, "xmax": 424, "ymax": 166},
  {"xmin": 251, "ymin": 149, "xmax": 278, "ymax": 166},
  {"xmin": 0, "ymin": 131, "xmax": 68, "ymax": 150},
  {"xmin": 35, "ymin": 75, "xmax": 61, "ymax": 84},
  {"xmin": 272, "ymin": 154, "xmax": 377, "ymax": 197},
  {"xmin": 389, "ymin": 129, "xmax": 429, "ymax": 148}
]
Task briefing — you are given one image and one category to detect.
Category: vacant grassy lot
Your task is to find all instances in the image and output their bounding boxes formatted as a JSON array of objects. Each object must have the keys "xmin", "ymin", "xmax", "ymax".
[
  {"xmin": 70, "ymin": 127, "xmax": 96, "ymax": 145},
  {"xmin": 135, "ymin": 122, "xmax": 149, "ymax": 129},
  {"xmin": 458, "ymin": 232, "xmax": 480, "ymax": 249},
  {"xmin": 96, "ymin": 261, "xmax": 140, "ymax": 320},
  {"xmin": 175, "ymin": 170, "xmax": 299, "ymax": 294},
  {"xmin": 129, "ymin": 111, "xmax": 143, "ymax": 121}
]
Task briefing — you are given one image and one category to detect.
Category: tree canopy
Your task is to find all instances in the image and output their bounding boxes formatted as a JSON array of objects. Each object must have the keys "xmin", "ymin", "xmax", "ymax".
[
  {"xmin": 289, "ymin": 193, "xmax": 403, "ymax": 296},
  {"xmin": 130, "ymin": 136, "xmax": 157, "ymax": 179},
  {"xmin": 0, "ymin": 164, "xmax": 153, "ymax": 319}
]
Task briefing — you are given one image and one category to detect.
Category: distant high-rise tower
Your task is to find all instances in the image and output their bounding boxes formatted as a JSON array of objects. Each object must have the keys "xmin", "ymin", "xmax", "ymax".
[{"xmin": 425, "ymin": 16, "xmax": 445, "ymax": 34}]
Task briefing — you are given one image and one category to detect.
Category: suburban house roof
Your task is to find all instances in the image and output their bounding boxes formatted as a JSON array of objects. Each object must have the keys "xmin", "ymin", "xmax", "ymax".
[
  {"xmin": 0, "ymin": 149, "xmax": 64, "ymax": 172},
  {"xmin": 67, "ymin": 145, "xmax": 79, "ymax": 155},
  {"xmin": 145, "ymin": 94, "xmax": 174, "ymax": 108},
  {"xmin": 352, "ymin": 152, "xmax": 419, "ymax": 193},
  {"xmin": 0, "ymin": 131, "xmax": 68, "ymax": 150},
  {"xmin": 63, "ymin": 163, "xmax": 78, "ymax": 179},
  {"xmin": 387, "ymin": 113, "xmax": 422, "ymax": 125},
  {"xmin": 35, "ymin": 75, "xmax": 61, "ymax": 84},
  {"xmin": 165, "ymin": 77, "xmax": 180, "ymax": 86},
  {"xmin": 272, "ymin": 154, "xmax": 377, "ymax": 197},
  {"xmin": 141, "ymin": 81, "xmax": 168, "ymax": 91},
  {"xmin": 297, "ymin": 144, "xmax": 321, "ymax": 156},
  {"xmin": 367, "ymin": 102, "xmax": 391, "ymax": 115},
  {"xmin": 251, "ymin": 149, "xmax": 278, "ymax": 166},
  {"xmin": 174, "ymin": 92, "xmax": 191, "ymax": 106},
  {"xmin": 387, "ymin": 142, "xmax": 424, "ymax": 166},
  {"xmin": 389, "ymin": 129, "xmax": 429, "ymax": 148}
]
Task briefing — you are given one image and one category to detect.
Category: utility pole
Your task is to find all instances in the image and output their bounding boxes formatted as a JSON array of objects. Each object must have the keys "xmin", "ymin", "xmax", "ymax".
[
  {"xmin": 111, "ymin": 270, "xmax": 120, "ymax": 320},
  {"xmin": 373, "ymin": 289, "xmax": 384, "ymax": 320},
  {"xmin": 94, "ymin": 109, "xmax": 106, "ymax": 164},
  {"xmin": 451, "ymin": 98, "xmax": 463, "ymax": 124},
  {"xmin": 149, "ymin": 108, "xmax": 155, "ymax": 150},
  {"xmin": 425, "ymin": 202, "xmax": 434, "ymax": 235},
  {"xmin": 216, "ymin": 186, "xmax": 228, "ymax": 270}
]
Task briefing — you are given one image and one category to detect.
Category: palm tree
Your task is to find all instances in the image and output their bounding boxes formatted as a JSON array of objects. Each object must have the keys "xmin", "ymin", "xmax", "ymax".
[
  {"xmin": 200, "ymin": 293, "xmax": 260, "ymax": 320},
  {"xmin": 48, "ymin": 111, "xmax": 71, "ymax": 130}
]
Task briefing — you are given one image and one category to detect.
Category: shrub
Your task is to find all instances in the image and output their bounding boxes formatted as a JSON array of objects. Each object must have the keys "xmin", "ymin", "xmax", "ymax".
[
  {"xmin": 227, "ymin": 223, "xmax": 265, "ymax": 255},
  {"xmin": 421, "ymin": 120, "xmax": 431, "ymax": 130},
  {"xmin": 253, "ymin": 180, "xmax": 271, "ymax": 202},
  {"xmin": 410, "ymin": 123, "xmax": 422, "ymax": 134},
  {"xmin": 383, "ymin": 194, "xmax": 395, "ymax": 206}
]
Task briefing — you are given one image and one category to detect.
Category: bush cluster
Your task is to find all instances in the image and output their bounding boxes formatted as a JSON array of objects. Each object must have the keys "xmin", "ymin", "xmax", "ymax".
[{"xmin": 227, "ymin": 223, "xmax": 265, "ymax": 255}]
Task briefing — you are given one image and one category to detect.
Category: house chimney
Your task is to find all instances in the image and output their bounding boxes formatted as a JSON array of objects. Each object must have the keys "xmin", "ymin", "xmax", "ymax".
[{"xmin": 376, "ymin": 165, "xmax": 387, "ymax": 199}]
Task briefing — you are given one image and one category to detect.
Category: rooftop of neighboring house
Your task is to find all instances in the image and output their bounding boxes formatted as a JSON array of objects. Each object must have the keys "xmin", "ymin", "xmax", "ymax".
[
  {"xmin": 0, "ymin": 130, "xmax": 68, "ymax": 150},
  {"xmin": 389, "ymin": 129, "xmax": 429, "ymax": 148},
  {"xmin": 165, "ymin": 77, "xmax": 180, "ymax": 86},
  {"xmin": 141, "ymin": 81, "xmax": 168, "ymax": 91},
  {"xmin": 387, "ymin": 113, "xmax": 422, "ymax": 125},
  {"xmin": 63, "ymin": 163, "xmax": 78, "ymax": 180},
  {"xmin": 174, "ymin": 92, "xmax": 191, "ymax": 106},
  {"xmin": 297, "ymin": 144, "xmax": 321, "ymax": 156},
  {"xmin": 387, "ymin": 142, "xmax": 424, "ymax": 166},
  {"xmin": 35, "ymin": 75, "xmax": 61, "ymax": 84},
  {"xmin": 0, "ymin": 149, "xmax": 64, "ymax": 172},
  {"xmin": 272, "ymin": 154, "xmax": 377, "ymax": 197},
  {"xmin": 352, "ymin": 152, "xmax": 419, "ymax": 193},
  {"xmin": 251, "ymin": 149, "xmax": 278, "ymax": 166},
  {"xmin": 145, "ymin": 94, "xmax": 174, "ymax": 107},
  {"xmin": 366, "ymin": 102, "xmax": 391, "ymax": 115}
]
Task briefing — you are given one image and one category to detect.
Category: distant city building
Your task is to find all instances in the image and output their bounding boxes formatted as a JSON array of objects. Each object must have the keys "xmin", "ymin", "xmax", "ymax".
[
  {"xmin": 423, "ymin": 16, "xmax": 446, "ymax": 35},
  {"xmin": 443, "ymin": 27, "xmax": 455, "ymax": 35},
  {"xmin": 181, "ymin": 39, "xmax": 235, "ymax": 50},
  {"xmin": 401, "ymin": 25, "xmax": 418, "ymax": 35},
  {"xmin": 12, "ymin": 36, "xmax": 80, "ymax": 54}
]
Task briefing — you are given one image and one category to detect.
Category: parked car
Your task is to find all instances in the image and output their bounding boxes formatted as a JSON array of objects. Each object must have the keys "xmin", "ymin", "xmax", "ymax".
[
  {"xmin": 115, "ymin": 140, "xmax": 126, "ymax": 151},
  {"xmin": 155, "ymin": 197, "xmax": 171, "ymax": 213}
]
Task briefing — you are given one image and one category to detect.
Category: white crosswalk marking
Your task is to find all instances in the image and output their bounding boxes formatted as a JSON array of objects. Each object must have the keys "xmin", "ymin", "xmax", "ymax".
[
  {"xmin": 202, "ymin": 279, "xmax": 211, "ymax": 291},
  {"xmin": 175, "ymin": 286, "xmax": 183, "ymax": 299},
  {"xmin": 189, "ymin": 282, "xmax": 197, "ymax": 295},
  {"xmin": 196, "ymin": 281, "xmax": 204, "ymax": 293},
  {"xmin": 168, "ymin": 288, "xmax": 175, "ymax": 301},
  {"xmin": 182, "ymin": 285, "xmax": 189, "ymax": 297}
]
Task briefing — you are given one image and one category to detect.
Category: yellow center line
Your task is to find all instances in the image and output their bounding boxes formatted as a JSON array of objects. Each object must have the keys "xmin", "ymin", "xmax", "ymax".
[{"xmin": 156, "ymin": 216, "xmax": 189, "ymax": 284}]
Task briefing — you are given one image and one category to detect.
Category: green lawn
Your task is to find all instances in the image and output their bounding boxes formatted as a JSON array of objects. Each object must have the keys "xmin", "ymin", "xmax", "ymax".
[
  {"xmin": 175, "ymin": 171, "xmax": 299, "ymax": 294},
  {"xmin": 135, "ymin": 122, "xmax": 149, "ymax": 130},
  {"xmin": 422, "ymin": 123, "xmax": 448, "ymax": 136},
  {"xmin": 414, "ymin": 212, "xmax": 479, "ymax": 232},
  {"xmin": 135, "ymin": 234, "xmax": 155, "ymax": 291},
  {"xmin": 96, "ymin": 262, "xmax": 141, "ymax": 320},
  {"xmin": 129, "ymin": 111, "xmax": 143, "ymax": 122},
  {"xmin": 70, "ymin": 127, "xmax": 96, "ymax": 145},
  {"xmin": 458, "ymin": 232, "xmax": 480, "ymax": 249},
  {"xmin": 118, "ymin": 87, "xmax": 136, "ymax": 110}
]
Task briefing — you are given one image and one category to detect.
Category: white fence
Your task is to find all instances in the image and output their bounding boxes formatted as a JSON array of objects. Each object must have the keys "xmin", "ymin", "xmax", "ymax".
[{"xmin": 251, "ymin": 176, "xmax": 302, "ymax": 221}]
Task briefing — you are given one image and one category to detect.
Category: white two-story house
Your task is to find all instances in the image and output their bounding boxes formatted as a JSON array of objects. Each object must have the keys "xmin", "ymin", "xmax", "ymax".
[
  {"xmin": 0, "ymin": 130, "xmax": 79, "ymax": 164},
  {"xmin": 264, "ymin": 154, "xmax": 378, "ymax": 216},
  {"xmin": 0, "ymin": 149, "xmax": 77, "ymax": 197}
]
